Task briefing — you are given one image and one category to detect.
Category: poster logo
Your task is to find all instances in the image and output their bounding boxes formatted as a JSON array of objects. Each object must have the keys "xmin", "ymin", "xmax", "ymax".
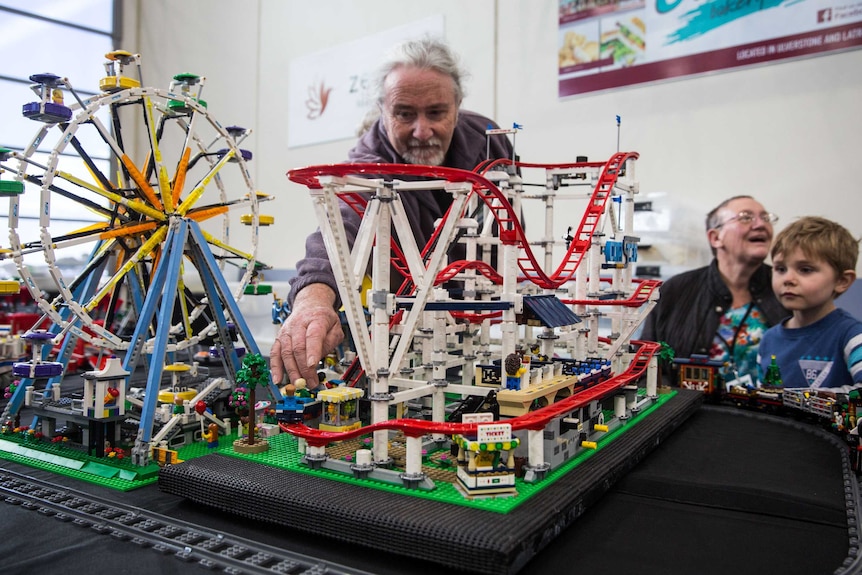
[
  {"xmin": 305, "ymin": 80, "xmax": 333, "ymax": 120},
  {"xmin": 817, "ymin": 8, "xmax": 832, "ymax": 22}
]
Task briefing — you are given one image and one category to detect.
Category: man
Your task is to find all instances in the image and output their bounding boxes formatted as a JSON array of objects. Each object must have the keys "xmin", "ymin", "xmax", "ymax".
[
  {"xmin": 270, "ymin": 38, "xmax": 515, "ymax": 388},
  {"xmin": 641, "ymin": 195, "xmax": 788, "ymax": 386}
]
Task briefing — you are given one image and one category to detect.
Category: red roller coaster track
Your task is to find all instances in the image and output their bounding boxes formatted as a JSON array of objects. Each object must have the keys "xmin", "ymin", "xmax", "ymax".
[
  {"xmin": 280, "ymin": 340, "xmax": 659, "ymax": 448},
  {"xmin": 286, "ymin": 152, "xmax": 638, "ymax": 292}
]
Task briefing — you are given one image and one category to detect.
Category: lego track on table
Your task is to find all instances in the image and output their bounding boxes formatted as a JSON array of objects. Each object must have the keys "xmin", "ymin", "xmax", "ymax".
[{"xmin": 0, "ymin": 467, "xmax": 373, "ymax": 575}]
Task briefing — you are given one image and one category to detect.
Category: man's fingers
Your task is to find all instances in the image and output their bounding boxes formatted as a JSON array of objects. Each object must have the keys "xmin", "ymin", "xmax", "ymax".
[
  {"xmin": 268, "ymin": 338, "xmax": 284, "ymax": 384},
  {"xmin": 304, "ymin": 319, "xmax": 329, "ymax": 369}
]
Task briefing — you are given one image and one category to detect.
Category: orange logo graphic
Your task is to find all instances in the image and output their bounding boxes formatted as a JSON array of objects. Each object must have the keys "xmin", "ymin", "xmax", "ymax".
[{"xmin": 306, "ymin": 81, "xmax": 333, "ymax": 120}]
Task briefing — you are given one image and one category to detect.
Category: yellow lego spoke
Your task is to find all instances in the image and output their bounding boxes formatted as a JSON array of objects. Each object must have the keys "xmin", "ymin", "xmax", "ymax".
[
  {"xmin": 176, "ymin": 149, "xmax": 234, "ymax": 216},
  {"xmin": 176, "ymin": 259, "xmax": 192, "ymax": 339},
  {"xmin": 200, "ymin": 227, "xmax": 253, "ymax": 261},
  {"xmin": 142, "ymin": 95, "xmax": 174, "ymax": 212},
  {"xmin": 58, "ymin": 170, "xmax": 166, "ymax": 222},
  {"xmin": 84, "ymin": 226, "xmax": 168, "ymax": 313}
]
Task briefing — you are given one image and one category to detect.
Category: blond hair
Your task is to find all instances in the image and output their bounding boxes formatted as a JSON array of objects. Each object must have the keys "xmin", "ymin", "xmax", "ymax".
[{"xmin": 771, "ymin": 216, "xmax": 859, "ymax": 276}]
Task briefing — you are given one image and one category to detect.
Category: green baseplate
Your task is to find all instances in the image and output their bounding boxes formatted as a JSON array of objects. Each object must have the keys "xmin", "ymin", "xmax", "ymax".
[
  {"xmin": 0, "ymin": 389, "xmax": 675, "ymax": 511},
  {"xmin": 0, "ymin": 434, "xmax": 161, "ymax": 491}
]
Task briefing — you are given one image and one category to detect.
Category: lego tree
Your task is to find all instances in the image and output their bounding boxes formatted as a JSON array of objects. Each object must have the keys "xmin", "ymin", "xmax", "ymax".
[
  {"xmin": 657, "ymin": 341, "xmax": 675, "ymax": 364},
  {"xmin": 233, "ymin": 353, "xmax": 271, "ymax": 452},
  {"xmin": 763, "ymin": 355, "xmax": 783, "ymax": 388},
  {"xmin": 656, "ymin": 341, "xmax": 675, "ymax": 387}
]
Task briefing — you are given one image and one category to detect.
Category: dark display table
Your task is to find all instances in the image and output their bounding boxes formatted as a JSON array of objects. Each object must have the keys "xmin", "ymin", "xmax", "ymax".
[{"xmin": 1, "ymin": 400, "xmax": 859, "ymax": 575}]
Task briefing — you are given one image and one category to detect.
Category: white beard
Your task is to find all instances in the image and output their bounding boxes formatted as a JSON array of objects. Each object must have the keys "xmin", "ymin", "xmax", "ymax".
[{"xmin": 403, "ymin": 138, "xmax": 444, "ymax": 166}]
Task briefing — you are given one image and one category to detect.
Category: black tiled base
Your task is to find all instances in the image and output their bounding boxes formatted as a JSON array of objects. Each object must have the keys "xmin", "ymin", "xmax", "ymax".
[{"xmin": 159, "ymin": 389, "xmax": 703, "ymax": 575}]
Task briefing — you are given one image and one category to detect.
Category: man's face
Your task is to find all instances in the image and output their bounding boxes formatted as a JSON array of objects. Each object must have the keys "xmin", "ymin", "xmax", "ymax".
[
  {"xmin": 380, "ymin": 66, "xmax": 459, "ymax": 166},
  {"xmin": 708, "ymin": 197, "xmax": 774, "ymax": 265}
]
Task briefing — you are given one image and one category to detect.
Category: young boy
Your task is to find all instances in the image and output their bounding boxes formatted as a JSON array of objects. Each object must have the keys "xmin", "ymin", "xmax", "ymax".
[{"xmin": 758, "ymin": 216, "xmax": 862, "ymax": 391}]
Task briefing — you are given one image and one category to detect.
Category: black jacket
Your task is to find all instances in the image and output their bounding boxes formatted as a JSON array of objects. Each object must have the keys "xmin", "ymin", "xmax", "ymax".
[{"xmin": 640, "ymin": 259, "xmax": 788, "ymax": 385}]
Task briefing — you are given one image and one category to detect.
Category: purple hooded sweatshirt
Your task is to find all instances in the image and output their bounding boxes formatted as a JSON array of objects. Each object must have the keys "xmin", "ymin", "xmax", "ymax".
[{"xmin": 288, "ymin": 110, "xmax": 515, "ymax": 307}]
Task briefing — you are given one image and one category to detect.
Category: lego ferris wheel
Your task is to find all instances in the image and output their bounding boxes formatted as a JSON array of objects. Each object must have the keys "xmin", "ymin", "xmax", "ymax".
[{"xmin": 0, "ymin": 50, "xmax": 271, "ymax": 361}]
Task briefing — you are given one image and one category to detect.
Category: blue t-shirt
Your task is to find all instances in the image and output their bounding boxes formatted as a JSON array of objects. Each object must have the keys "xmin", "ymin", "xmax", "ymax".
[{"xmin": 758, "ymin": 308, "xmax": 862, "ymax": 391}]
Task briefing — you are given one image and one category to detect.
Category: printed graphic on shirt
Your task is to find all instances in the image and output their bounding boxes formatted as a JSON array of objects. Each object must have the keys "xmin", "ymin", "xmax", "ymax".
[
  {"xmin": 798, "ymin": 358, "xmax": 833, "ymax": 388},
  {"xmin": 709, "ymin": 304, "xmax": 768, "ymax": 380}
]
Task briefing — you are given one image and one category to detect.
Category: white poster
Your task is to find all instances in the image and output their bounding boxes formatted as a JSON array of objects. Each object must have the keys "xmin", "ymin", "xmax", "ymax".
[
  {"xmin": 558, "ymin": 0, "xmax": 862, "ymax": 97},
  {"xmin": 288, "ymin": 15, "xmax": 446, "ymax": 148}
]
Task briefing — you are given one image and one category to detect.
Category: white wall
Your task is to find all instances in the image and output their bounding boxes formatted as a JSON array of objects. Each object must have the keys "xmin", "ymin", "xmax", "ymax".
[
  {"xmin": 122, "ymin": 0, "xmax": 498, "ymax": 274},
  {"xmin": 122, "ymin": 0, "xmax": 862, "ymax": 274}
]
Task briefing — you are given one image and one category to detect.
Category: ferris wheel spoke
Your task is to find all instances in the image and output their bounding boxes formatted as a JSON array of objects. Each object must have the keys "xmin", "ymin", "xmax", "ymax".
[
  {"xmin": 186, "ymin": 204, "xmax": 228, "ymax": 223},
  {"xmin": 176, "ymin": 149, "xmax": 234, "ymax": 215},
  {"xmin": 119, "ymin": 153, "xmax": 164, "ymax": 211},
  {"xmin": 175, "ymin": 279, "xmax": 193, "ymax": 341},
  {"xmin": 171, "ymin": 146, "xmax": 192, "ymax": 206},
  {"xmin": 12, "ymin": 157, "xmax": 124, "ymax": 223},
  {"xmin": 140, "ymin": 95, "xmax": 175, "ymax": 211},
  {"xmin": 67, "ymin": 134, "xmax": 115, "ymax": 193},
  {"xmin": 48, "ymin": 220, "xmax": 164, "ymax": 257},
  {"xmin": 46, "ymin": 222, "xmax": 113, "ymax": 250},
  {"xmin": 53, "ymin": 167, "xmax": 166, "ymax": 222},
  {"xmin": 83, "ymin": 225, "xmax": 167, "ymax": 314},
  {"xmin": 198, "ymin": 227, "xmax": 254, "ymax": 262}
]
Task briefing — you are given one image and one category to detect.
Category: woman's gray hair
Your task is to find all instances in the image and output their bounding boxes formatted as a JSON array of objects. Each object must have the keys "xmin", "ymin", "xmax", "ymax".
[{"xmin": 375, "ymin": 37, "xmax": 467, "ymax": 105}]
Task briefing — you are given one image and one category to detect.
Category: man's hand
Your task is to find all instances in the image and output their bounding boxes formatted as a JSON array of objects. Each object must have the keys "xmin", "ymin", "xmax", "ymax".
[{"xmin": 269, "ymin": 283, "xmax": 344, "ymax": 389}]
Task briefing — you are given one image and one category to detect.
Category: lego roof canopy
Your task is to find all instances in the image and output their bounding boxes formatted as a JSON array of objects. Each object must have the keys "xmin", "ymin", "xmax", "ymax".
[{"xmin": 520, "ymin": 295, "xmax": 582, "ymax": 328}]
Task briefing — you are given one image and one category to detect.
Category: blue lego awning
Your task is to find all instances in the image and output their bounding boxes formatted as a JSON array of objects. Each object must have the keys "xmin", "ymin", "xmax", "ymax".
[{"xmin": 520, "ymin": 295, "xmax": 581, "ymax": 328}]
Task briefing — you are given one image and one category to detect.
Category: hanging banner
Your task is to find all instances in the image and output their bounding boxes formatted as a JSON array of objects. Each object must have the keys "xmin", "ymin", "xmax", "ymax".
[
  {"xmin": 289, "ymin": 15, "xmax": 445, "ymax": 148},
  {"xmin": 558, "ymin": 0, "xmax": 862, "ymax": 97}
]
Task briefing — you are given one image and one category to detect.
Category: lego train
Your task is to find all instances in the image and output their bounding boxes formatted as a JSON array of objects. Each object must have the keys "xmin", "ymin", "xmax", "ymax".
[{"xmin": 676, "ymin": 354, "xmax": 858, "ymax": 421}]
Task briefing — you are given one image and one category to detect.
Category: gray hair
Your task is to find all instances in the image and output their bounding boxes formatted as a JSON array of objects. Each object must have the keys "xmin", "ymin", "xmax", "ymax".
[
  {"xmin": 705, "ymin": 195, "xmax": 754, "ymax": 231},
  {"xmin": 705, "ymin": 194, "xmax": 755, "ymax": 256},
  {"xmin": 375, "ymin": 37, "xmax": 467, "ymax": 105}
]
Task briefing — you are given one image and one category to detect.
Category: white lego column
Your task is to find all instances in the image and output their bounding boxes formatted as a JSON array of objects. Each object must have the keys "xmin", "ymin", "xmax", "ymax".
[
  {"xmin": 306, "ymin": 444, "xmax": 325, "ymax": 459},
  {"xmin": 370, "ymin": 184, "xmax": 394, "ymax": 465},
  {"xmin": 542, "ymin": 172, "xmax": 556, "ymax": 273},
  {"xmin": 540, "ymin": 328, "xmax": 556, "ymax": 360},
  {"xmin": 429, "ymin": 289, "xmax": 448, "ymax": 440},
  {"xmin": 460, "ymin": 218, "xmax": 479, "ymax": 388},
  {"xmin": 431, "ymin": 384, "xmax": 446, "ymax": 442},
  {"xmin": 94, "ymin": 379, "xmax": 107, "ymax": 415},
  {"xmin": 647, "ymin": 355, "xmax": 658, "ymax": 397},
  {"xmin": 573, "ymin": 262, "xmax": 588, "ymax": 359},
  {"xmin": 405, "ymin": 435, "xmax": 422, "ymax": 476},
  {"xmin": 614, "ymin": 395, "xmax": 626, "ymax": 419},
  {"xmin": 461, "ymin": 327, "xmax": 475, "ymax": 387},
  {"xmin": 500, "ymin": 241, "xmax": 519, "ymax": 370},
  {"xmin": 432, "ymin": 290, "xmax": 448, "ymax": 384},
  {"xmin": 527, "ymin": 429, "xmax": 544, "ymax": 468},
  {"xmin": 587, "ymin": 230, "xmax": 603, "ymax": 355},
  {"xmin": 623, "ymin": 159, "xmax": 637, "ymax": 289},
  {"xmin": 478, "ymin": 317, "xmax": 492, "ymax": 364},
  {"xmin": 82, "ymin": 378, "xmax": 94, "ymax": 412},
  {"xmin": 417, "ymin": 312, "xmax": 434, "ymax": 381}
]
